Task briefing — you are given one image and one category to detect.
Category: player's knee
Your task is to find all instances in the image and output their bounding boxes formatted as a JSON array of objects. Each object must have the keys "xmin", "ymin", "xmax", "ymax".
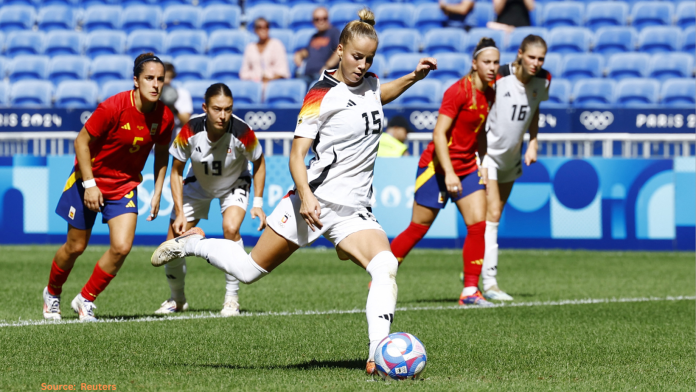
[
  {"xmin": 487, "ymin": 207, "xmax": 502, "ymax": 222},
  {"xmin": 65, "ymin": 240, "xmax": 87, "ymax": 257},
  {"xmin": 222, "ymin": 224, "xmax": 240, "ymax": 241},
  {"xmin": 109, "ymin": 241, "xmax": 132, "ymax": 258},
  {"xmin": 367, "ymin": 251, "xmax": 398, "ymax": 284}
]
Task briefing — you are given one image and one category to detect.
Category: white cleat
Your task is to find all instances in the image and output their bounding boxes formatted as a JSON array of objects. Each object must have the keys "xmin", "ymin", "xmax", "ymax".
[
  {"xmin": 151, "ymin": 227, "xmax": 205, "ymax": 267},
  {"xmin": 43, "ymin": 287, "xmax": 62, "ymax": 321},
  {"xmin": 71, "ymin": 294, "xmax": 98, "ymax": 322},
  {"xmin": 220, "ymin": 295, "xmax": 240, "ymax": 317},
  {"xmin": 154, "ymin": 298, "xmax": 189, "ymax": 315},
  {"xmin": 483, "ymin": 285, "xmax": 514, "ymax": 301}
]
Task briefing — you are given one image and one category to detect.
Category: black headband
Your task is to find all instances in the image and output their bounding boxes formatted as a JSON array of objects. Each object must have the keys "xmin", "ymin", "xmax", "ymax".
[{"xmin": 133, "ymin": 56, "xmax": 163, "ymax": 74}]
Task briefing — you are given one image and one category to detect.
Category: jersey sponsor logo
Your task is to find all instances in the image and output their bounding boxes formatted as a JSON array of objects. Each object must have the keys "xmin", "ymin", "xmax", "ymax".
[
  {"xmin": 68, "ymin": 206, "xmax": 76, "ymax": 220},
  {"xmin": 125, "ymin": 200, "xmax": 136, "ymax": 208},
  {"xmin": 409, "ymin": 111, "xmax": 439, "ymax": 131},
  {"xmin": 580, "ymin": 111, "xmax": 614, "ymax": 131},
  {"xmin": 150, "ymin": 123, "xmax": 158, "ymax": 135},
  {"xmin": 121, "ymin": 123, "xmax": 131, "ymax": 130},
  {"xmin": 243, "ymin": 111, "xmax": 276, "ymax": 130}
]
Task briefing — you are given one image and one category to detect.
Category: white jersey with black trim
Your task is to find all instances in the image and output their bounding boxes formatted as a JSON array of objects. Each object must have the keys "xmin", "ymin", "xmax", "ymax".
[
  {"xmin": 485, "ymin": 63, "xmax": 551, "ymax": 170},
  {"xmin": 170, "ymin": 113, "xmax": 262, "ymax": 199},
  {"xmin": 294, "ymin": 69, "xmax": 383, "ymax": 207}
]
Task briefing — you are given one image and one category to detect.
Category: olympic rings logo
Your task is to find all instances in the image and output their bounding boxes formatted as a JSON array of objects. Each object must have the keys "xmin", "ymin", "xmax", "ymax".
[
  {"xmin": 579, "ymin": 111, "xmax": 614, "ymax": 131},
  {"xmin": 409, "ymin": 111, "xmax": 439, "ymax": 131},
  {"xmin": 243, "ymin": 111, "xmax": 277, "ymax": 130}
]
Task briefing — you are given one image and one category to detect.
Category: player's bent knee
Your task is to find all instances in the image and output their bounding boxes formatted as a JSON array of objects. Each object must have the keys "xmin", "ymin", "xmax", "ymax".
[
  {"xmin": 109, "ymin": 242, "xmax": 133, "ymax": 258},
  {"xmin": 222, "ymin": 225, "xmax": 240, "ymax": 241},
  {"xmin": 65, "ymin": 241, "xmax": 87, "ymax": 257},
  {"xmin": 366, "ymin": 251, "xmax": 398, "ymax": 284}
]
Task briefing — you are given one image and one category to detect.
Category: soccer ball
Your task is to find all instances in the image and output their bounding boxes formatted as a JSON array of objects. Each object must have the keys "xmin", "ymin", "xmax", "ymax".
[{"xmin": 373, "ymin": 332, "xmax": 427, "ymax": 380}]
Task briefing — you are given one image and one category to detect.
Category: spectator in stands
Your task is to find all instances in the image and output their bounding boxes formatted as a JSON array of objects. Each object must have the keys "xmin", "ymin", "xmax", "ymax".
[
  {"xmin": 240, "ymin": 17, "xmax": 290, "ymax": 85},
  {"xmin": 488, "ymin": 0, "xmax": 534, "ymax": 32},
  {"xmin": 162, "ymin": 63, "xmax": 193, "ymax": 129},
  {"xmin": 293, "ymin": 7, "xmax": 341, "ymax": 87},
  {"xmin": 439, "ymin": 0, "xmax": 475, "ymax": 27},
  {"xmin": 378, "ymin": 116, "xmax": 412, "ymax": 157}
]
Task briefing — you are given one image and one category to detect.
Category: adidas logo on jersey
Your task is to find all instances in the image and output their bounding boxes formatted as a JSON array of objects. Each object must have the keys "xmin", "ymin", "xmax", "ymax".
[
  {"xmin": 504, "ymin": 92, "xmax": 511, "ymax": 97},
  {"xmin": 121, "ymin": 123, "xmax": 131, "ymax": 130},
  {"xmin": 125, "ymin": 200, "xmax": 135, "ymax": 208},
  {"xmin": 346, "ymin": 100, "xmax": 356, "ymax": 107}
]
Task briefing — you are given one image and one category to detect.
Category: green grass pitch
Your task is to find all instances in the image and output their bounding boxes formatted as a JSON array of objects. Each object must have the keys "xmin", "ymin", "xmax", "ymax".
[{"xmin": 0, "ymin": 246, "xmax": 694, "ymax": 391}]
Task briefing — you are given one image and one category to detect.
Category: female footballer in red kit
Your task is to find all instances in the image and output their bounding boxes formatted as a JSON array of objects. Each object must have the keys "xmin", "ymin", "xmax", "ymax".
[{"xmin": 42, "ymin": 52, "xmax": 175, "ymax": 322}]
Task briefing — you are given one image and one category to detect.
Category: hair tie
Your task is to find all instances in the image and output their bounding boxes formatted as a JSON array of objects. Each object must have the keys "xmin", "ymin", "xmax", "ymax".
[
  {"xmin": 473, "ymin": 46, "xmax": 499, "ymax": 59},
  {"xmin": 133, "ymin": 56, "xmax": 163, "ymax": 74},
  {"xmin": 359, "ymin": 19, "xmax": 370, "ymax": 24}
]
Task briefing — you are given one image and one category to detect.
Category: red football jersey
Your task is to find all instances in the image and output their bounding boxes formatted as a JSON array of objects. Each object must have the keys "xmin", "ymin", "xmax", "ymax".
[
  {"xmin": 78, "ymin": 90, "xmax": 175, "ymax": 199},
  {"xmin": 418, "ymin": 76, "xmax": 495, "ymax": 177}
]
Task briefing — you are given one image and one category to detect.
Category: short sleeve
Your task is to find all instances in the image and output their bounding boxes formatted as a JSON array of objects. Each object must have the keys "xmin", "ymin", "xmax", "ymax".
[
  {"xmin": 239, "ymin": 129, "xmax": 263, "ymax": 162},
  {"xmin": 294, "ymin": 84, "xmax": 333, "ymax": 139},
  {"xmin": 169, "ymin": 123, "xmax": 193, "ymax": 162},
  {"xmin": 84, "ymin": 98, "xmax": 117, "ymax": 138},
  {"xmin": 438, "ymin": 81, "xmax": 466, "ymax": 119}
]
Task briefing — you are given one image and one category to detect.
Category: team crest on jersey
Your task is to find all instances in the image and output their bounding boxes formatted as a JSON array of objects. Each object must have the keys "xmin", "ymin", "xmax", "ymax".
[
  {"xmin": 297, "ymin": 117, "xmax": 303, "ymax": 125},
  {"xmin": 532, "ymin": 89, "xmax": 538, "ymax": 99},
  {"xmin": 137, "ymin": 125, "xmax": 144, "ymax": 130},
  {"xmin": 438, "ymin": 192, "xmax": 446, "ymax": 204},
  {"xmin": 279, "ymin": 212, "xmax": 291, "ymax": 227},
  {"xmin": 150, "ymin": 123, "xmax": 158, "ymax": 135},
  {"xmin": 228, "ymin": 148, "xmax": 232, "ymax": 154}
]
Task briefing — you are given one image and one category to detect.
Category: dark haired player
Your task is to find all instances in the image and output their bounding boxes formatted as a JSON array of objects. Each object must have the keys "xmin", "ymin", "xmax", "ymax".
[{"xmin": 42, "ymin": 53, "xmax": 174, "ymax": 322}]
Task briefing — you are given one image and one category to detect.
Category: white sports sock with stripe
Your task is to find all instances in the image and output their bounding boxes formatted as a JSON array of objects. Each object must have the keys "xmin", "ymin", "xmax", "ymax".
[
  {"xmin": 482, "ymin": 221, "xmax": 499, "ymax": 291},
  {"xmin": 185, "ymin": 237, "xmax": 268, "ymax": 284},
  {"xmin": 366, "ymin": 251, "xmax": 399, "ymax": 361},
  {"xmin": 224, "ymin": 239, "xmax": 243, "ymax": 298},
  {"xmin": 164, "ymin": 257, "xmax": 186, "ymax": 302}
]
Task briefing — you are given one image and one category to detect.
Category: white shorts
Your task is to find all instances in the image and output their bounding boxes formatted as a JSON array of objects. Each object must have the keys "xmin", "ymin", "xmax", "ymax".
[
  {"xmin": 267, "ymin": 192, "xmax": 385, "ymax": 248},
  {"xmin": 170, "ymin": 179, "xmax": 250, "ymax": 222},
  {"xmin": 481, "ymin": 154, "xmax": 523, "ymax": 184}
]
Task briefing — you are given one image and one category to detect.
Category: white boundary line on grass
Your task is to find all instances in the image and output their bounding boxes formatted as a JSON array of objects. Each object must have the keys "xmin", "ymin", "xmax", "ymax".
[{"xmin": 2, "ymin": 295, "xmax": 693, "ymax": 328}]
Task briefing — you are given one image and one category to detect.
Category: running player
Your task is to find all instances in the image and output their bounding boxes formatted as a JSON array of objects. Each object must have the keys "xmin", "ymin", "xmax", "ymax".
[
  {"xmin": 150, "ymin": 9, "xmax": 436, "ymax": 374},
  {"xmin": 42, "ymin": 53, "xmax": 175, "ymax": 322},
  {"xmin": 480, "ymin": 35, "xmax": 550, "ymax": 300},
  {"xmin": 390, "ymin": 38, "xmax": 499, "ymax": 307},
  {"xmin": 154, "ymin": 83, "xmax": 266, "ymax": 317}
]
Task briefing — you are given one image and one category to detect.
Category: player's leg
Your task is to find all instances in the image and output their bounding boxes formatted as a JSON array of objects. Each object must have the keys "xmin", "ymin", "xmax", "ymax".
[
  {"xmin": 220, "ymin": 204, "xmax": 247, "ymax": 317},
  {"xmin": 481, "ymin": 176, "xmax": 515, "ymax": 300},
  {"xmin": 155, "ymin": 218, "xmax": 198, "ymax": 315}
]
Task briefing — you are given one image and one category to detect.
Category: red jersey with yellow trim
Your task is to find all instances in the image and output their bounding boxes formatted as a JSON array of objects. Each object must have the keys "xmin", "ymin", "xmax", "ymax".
[
  {"xmin": 418, "ymin": 76, "xmax": 495, "ymax": 177},
  {"xmin": 79, "ymin": 90, "xmax": 174, "ymax": 199}
]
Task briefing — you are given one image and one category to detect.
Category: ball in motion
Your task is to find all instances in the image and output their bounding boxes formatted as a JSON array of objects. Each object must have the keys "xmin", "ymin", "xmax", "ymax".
[{"xmin": 373, "ymin": 332, "xmax": 427, "ymax": 380}]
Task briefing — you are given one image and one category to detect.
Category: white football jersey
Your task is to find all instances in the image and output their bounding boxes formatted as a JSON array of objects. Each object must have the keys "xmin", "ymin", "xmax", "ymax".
[
  {"xmin": 170, "ymin": 113, "xmax": 262, "ymax": 198},
  {"xmin": 485, "ymin": 63, "xmax": 551, "ymax": 170},
  {"xmin": 295, "ymin": 70, "xmax": 383, "ymax": 207}
]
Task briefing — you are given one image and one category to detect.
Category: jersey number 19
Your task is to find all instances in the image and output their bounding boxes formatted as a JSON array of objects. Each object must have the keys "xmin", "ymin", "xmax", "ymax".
[{"xmin": 202, "ymin": 161, "xmax": 222, "ymax": 176}]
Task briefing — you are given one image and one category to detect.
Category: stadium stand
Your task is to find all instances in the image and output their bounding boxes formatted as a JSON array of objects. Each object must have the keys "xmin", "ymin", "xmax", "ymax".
[
  {"xmin": 547, "ymin": 27, "xmax": 593, "ymax": 54},
  {"xmin": 126, "ymin": 30, "xmax": 166, "ymax": 57},
  {"xmin": 593, "ymin": 27, "xmax": 638, "ymax": 58},
  {"xmin": 379, "ymin": 29, "xmax": 421, "ymax": 57},
  {"xmin": 48, "ymin": 55, "xmax": 90, "ymax": 85},
  {"xmin": 682, "ymin": 26, "xmax": 696, "ymax": 52},
  {"xmin": 370, "ymin": 54, "xmax": 388, "ymax": 79},
  {"xmin": 677, "ymin": 2, "xmax": 696, "ymax": 29},
  {"xmin": 291, "ymin": 28, "xmax": 315, "ymax": 53},
  {"xmin": 0, "ymin": 5, "xmax": 36, "ymax": 33},
  {"xmin": 173, "ymin": 55, "xmax": 210, "ymax": 82},
  {"xmin": 505, "ymin": 27, "xmax": 548, "ymax": 53},
  {"xmin": 543, "ymin": 78, "xmax": 571, "ymax": 108},
  {"xmin": 82, "ymin": 6, "xmax": 121, "ymax": 32},
  {"xmin": 430, "ymin": 53, "xmax": 470, "ymax": 80},
  {"xmin": 208, "ymin": 30, "xmax": 250, "ymax": 56},
  {"xmin": 165, "ymin": 30, "xmax": 207, "ymax": 56},
  {"xmin": 37, "ymin": 5, "xmax": 78, "ymax": 32},
  {"xmin": 245, "ymin": 5, "xmax": 290, "ymax": 30},
  {"xmin": 661, "ymin": 78, "xmax": 696, "ymax": 107},
  {"xmin": 6, "ymin": 31, "xmax": 44, "ymax": 57},
  {"xmin": 224, "ymin": 80, "xmax": 262, "ymax": 106},
  {"xmin": 10, "ymin": 80, "xmax": 53, "ymax": 108},
  {"xmin": 648, "ymin": 53, "xmax": 694, "ymax": 81},
  {"xmin": 374, "ymin": 4, "xmax": 415, "ymax": 31},
  {"xmin": 45, "ymin": 31, "xmax": 83, "ymax": 57},
  {"xmin": 465, "ymin": 2, "xmax": 495, "ymax": 29},
  {"xmin": 269, "ymin": 29, "xmax": 294, "ymax": 53},
  {"xmin": 392, "ymin": 79, "xmax": 441, "ymax": 106},
  {"xmin": 0, "ymin": 81, "xmax": 9, "ymax": 107},
  {"xmin": 55, "ymin": 80, "xmax": 99, "ymax": 108},
  {"xmin": 615, "ymin": 78, "xmax": 660, "ymax": 107},
  {"xmin": 606, "ymin": 53, "xmax": 650, "ymax": 80},
  {"xmin": 90, "ymin": 55, "xmax": 133, "ymax": 85},
  {"xmin": 85, "ymin": 31, "xmax": 126, "ymax": 58},
  {"xmin": 264, "ymin": 79, "xmax": 307, "ymax": 107},
  {"xmin": 572, "ymin": 78, "xmax": 616, "ymax": 107},
  {"xmin": 163, "ymin": 5, "xmax": 202, "ymax": 31},
  {"xmin": 630, "ymin": 2, "xmax": 673, "ymax": 31},
  {"xmin": 201, "ymin": 5, "xmax": 241, "ymax": 33},
  {"xmin": 542, "ymin": 53, "xmax": 562, "ymax": 78},
  {"xmin": 464, "ymin": 28, "xmax": 505, "ymax": 54},
  {"xmin": 210, "ymin": 54, "xmax": 244, "ymax": 80},
  {"xmin": 388, "ymin": 53, "xmax": 423, "ymax": 79},
  {"xmin": 9, "ymin": 55, "xmax": 49, "ymax": 82},
  {"xmin": 638, "ymin": 26, "xmax": 680, "ymax": 53},
  {"xmin": 585, "ymin": 2, "xmax": 628, "ymax": 29},
  {"xmin": 100, "ymin": 80, "xmax": 132, "ymax": 102},
  {"xmin": 423, "ymin": 28, "xmax": 466, "ymax": 55},
  {"xmin": 289, "ymin": 4, "xmax": 317, "ymax": 31},
  {"xmin": 413, "ymin": 3, "xmax": 447, "ymax": 34},
  {"xmin": 121, "ymin": 5, "xmax": 163, "ymax": 33},
  {"xmin": 542, "ymin": 2, "xmax": 585, "ymax": 28},
  {"xmin": 561, "ymin": 53, "xmax": 604, "ymax": 82},
  {"xmin": 329, "ymin": 3, "xmax": 363, "ymax": 31}
]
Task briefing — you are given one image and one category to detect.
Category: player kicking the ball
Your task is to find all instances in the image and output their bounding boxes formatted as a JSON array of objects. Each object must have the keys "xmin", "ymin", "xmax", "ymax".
[
  {"xmin": 154, "ymin": 83, "xmax": 266, "ymax": 317},
  {"xmin": 151, "ymin": 9, "xmax": 436, "ymax": 375}
]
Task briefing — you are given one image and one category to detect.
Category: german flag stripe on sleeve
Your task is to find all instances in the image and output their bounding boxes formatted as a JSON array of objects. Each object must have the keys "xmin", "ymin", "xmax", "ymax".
[
  {"xmin": 238, "ymin": 128, "xmax": 259, "ymax": 153},
  {"xmin": 172, "ymin": 125, "xmax": 194, "ymax": 148},
  {"xmin": 298, "ymin": 86, "xmax": 330, "ymax": 120}
]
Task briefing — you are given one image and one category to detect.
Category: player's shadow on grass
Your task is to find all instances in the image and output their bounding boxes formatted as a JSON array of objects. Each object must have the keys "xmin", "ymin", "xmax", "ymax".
[{"xmin": 179, "ymin": 359, "xmax": 365, "ymax": 371}]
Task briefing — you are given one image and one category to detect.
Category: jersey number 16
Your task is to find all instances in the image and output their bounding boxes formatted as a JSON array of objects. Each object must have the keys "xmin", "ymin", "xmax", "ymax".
[
  {"xmin": 362, "ymin": 111, "xmax": 382, "ymax": 135},
  {"xmin": 511, "ymin": 104, "xmax": 528, "ymax": 121}
]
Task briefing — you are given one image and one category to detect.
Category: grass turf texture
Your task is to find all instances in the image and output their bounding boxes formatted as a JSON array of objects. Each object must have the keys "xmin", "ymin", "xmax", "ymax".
[{"xmin": 0, "ymin": 246, "xmax": 693, "ymax": 391}]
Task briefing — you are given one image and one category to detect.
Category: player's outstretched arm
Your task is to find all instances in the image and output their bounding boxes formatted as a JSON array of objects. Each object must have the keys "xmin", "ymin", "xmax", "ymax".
[
  {"xmin": 251, "ymin": 154, "xmax": 267, "ymax": 231},
  {"xmin": 289, "ymin": 136, "xmax": 323, "ymax": 232},
  {"xmin": 524, "ymin": 110, "xmax": 540, "ymax": 166},
  {"xmin": 75, "ymin": 126, "xmax": 103, "ymax": 212},
  {"xmin": 380, "ymin": 57, "xmax": 437, "ymax": 104},
  {"xmin": 169, "ymin": 158, "xmax": 187, "ymax": 235},
  {"xmin": 148, "ymin": 143, "xmax": 169, "ymax": 221}
]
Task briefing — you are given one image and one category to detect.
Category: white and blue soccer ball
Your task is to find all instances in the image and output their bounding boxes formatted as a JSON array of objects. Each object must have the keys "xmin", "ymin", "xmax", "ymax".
[{"xmin": 374, "ymin": 332, "xmax": 427, "ymax": 380}]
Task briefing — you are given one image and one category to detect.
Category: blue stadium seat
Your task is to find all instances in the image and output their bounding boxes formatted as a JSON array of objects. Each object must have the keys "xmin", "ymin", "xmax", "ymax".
[
  {"xmin": 505, "ymin": 27, "xmax": 548, "ymax": 53},
  {"xmin": 44, "ymin": 0, "xmax": 82, "ymax": 5},
  {"xmin": 173, "ymin": 55, "xmax": 209, "ymax": 82},
  {"xmin": 542, "ymin": 78, "xmax": 571, "ymax": 108},
  {"xmin": 163, "ymin": 5, "xmax": 201, "ymax": 31},
  {"xmin": 441, "ymin": 78, "xmax": 460, "ymax": 91},
  {"xmin": 290, "ymin": 4, "xmax": 318, "ymax": 30},
  {"xmin": 606, "ymin": 53, "xmax": 650, "ymax": 80},
  {"xmin": 0, "ymin": 6, "xmax": 36, "ymax": 33},
  {"xmin": 121, "ymin": 0, "xmax": 165, "ymax": 6},
  {"xmin": 264, "ymin": 79, "xmax": 306, "ymax": 107},
  {"xmin": 55, "ymin": 80, "xmax": 99, "ymax": 109},
  {"xmin": 208, "ymin": 30, "xmax": 250, "ymax": 56},
  {"xmin": 100, "ymin": 79, "xmax": 133, "ymax": 101},
  {"xmin": 246, "ymin": 5, "xmax": 290, "ymax": 30},
  {"xmin": 388, "ymin": 53, "xmax": 423, "ymax": 78},
  {"xmin": 288, "ymin": 51, "xmax": 296, "ymax": 77},
  {"xmin": 542, "ymin": 2, "xmax": 584, "ymax": 28},
  {"xmin": 85, "ymin": 31, "xmax": 126, "ymax": 58},
  {"xmin": 0, "ymin": 57, "xmax": 8, "ymax": 80},
  {"xmin": 38, "ymin": 5, "xmax": 77, "ymax": 32},
  {"xmin": 542, "ymin": 53, "xmax": 562, "ymax": 78},
  {"xmin": 585, "ymin": 2, "xmax": 628, "ymax": 29},
  {"xmin": 638, "ymin": 26, "xmax": 680, "ymax": 53},
  {"xmin": 6, "ymin": 32, "xmax": 44, "ymax": 57},
  {"xmin": 201, "ymin": 5, "xmax": 241, "ymax": 33},
  {"xmin": 682, "ymin": 26, "xmax": 696, "ymax": 53},
  {"xmin": 630, "ymin": 2, "xmax": 673, "ymax": 31},
  {"xmin": 198, "ymin": 0, "xmax": 239, "ymax": 4},
  {"xmin": 122, "ymin": 6, "xmax": 162, "ymax": 33},
  {"xmin": 126, "ymin": 30, "xmax": 166, "ymax": 57},
  {"xmin": 661, "ymin": 78, "xmax": 696, "ymax": 107},
  {"xmin": 548, "ymin": 27, "xmax": 592, "ymax": 54},
  {"xmin": 10, "ymin": 80, "xmax": 53, "ymax": 108},
  {"xmin": 393, "ymin": 79, "xmax": 441, "ymax": 106},
  {"xmin": 676, "ymin": 2, "xmax": 695, "ymax": 29},
  {"xmin": 572, "ymin": 78, "xmax": 616, "ymax": 107},
  {"xmin": 270, "ymin": 29, "xmax": 294, "ymax": 53},
  {"xmin": 414, "ymin": 3, "xmax": 447, "ymax": 34},
  {"xmin": 379, "ymin": 29, "xmax": 421, "ymax": 57},
  {"xmin": 464, "ymin": 2, "xmax": 494, "ymax": 29},
  {"xmin": 464, "ymin": 28, "xmax": 505, "ymax": 54},
  {"xmin": 83, "ymin": 0, "xmax": 121, "ymax": 6},
  {"xmin": 649, "ymin": 53, "xmax": 694, "ymax": 81},
  {"xmin": 0, "ymin": 81, "xmax": 9, "ymax": 107},
  {"xmin": 370, "ymin": 54, "xmax": 388, "ymax": 78},
  {"xmin": 91, "ymin": 55, "xmax": 133, "ymax": 85},
  {"xmin": 209, "ymin": 54, "xmax": 243, "ymax": 80},
  {"xmin": 616, "ymin": 78, "xmax": 659, "ymax": 107},
  {"xmin": 45, "ymin": 31, "xmax": 84, "ymax": 56},
  {"xmin": 181, "ymin": 80, "xmax": 207, "ymax": 108},
  {"xmin": 374, "ymin": 4, "xmax": 415, "ymax": 30},
  {"xmin": 431, "ymin": 53, "xmax": 470, "ymax": 80},
  {"xmin": 48, "ymin": 55, "xmax": 90, "ymax": 85},
  {"xmin": 225, "ymin": 80, "xmax": 262, "ymax": 106},
  {"xmin": 329, "ymin": 4, "xmax": 364, "ymax": 31},
  {"xmin": 561, "ymin": 53, "xmax": 604, "ymax": 82},
  {"xmin": 83, "ymin": 6, "xmax": 122, "ymax": 32},
  {"xmin": 160, "ymin": 0, "xmax": 195, "ymax": 7},
  {"xmin": 500, "ymin": 52, "xmax": 518, "ymax": 65},
  {"xmin": 423, "ymin": 28, "xmax": 465, "ymax": 55},
  {"xmin": 165, "ymin": 30, "xmax": 207, "ymax": 56},
  {"xmin": 593, "ymin": 27, "xmax": 637, "ymax": 58},
  {"xmin": 291, "ymin": 28, "xmax": 315, "ymax": 53}
]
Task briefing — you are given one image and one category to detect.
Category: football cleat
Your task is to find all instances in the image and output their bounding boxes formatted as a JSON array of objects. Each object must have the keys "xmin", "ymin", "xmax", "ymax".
[
  {"xmin": 483, "ymin": 285, "xmax": 514, "ymax": 301},
  {"xmin": 151, "ymin": 227, "xmax": 205, "ymax": 267},
  {"xmin": 154, "ymin": 298, "xmax": 189, "ymax": 314},
  {"xmin": 71, "ymin": 294, "xmax": 98, "ymax": 322},
  {"xmin": 366, "ymin": 360, "xmax": 377, "ymax": 375},
  {"xmin": 42, "ymin": 287, "xmax": 62, "ymax": 321},
  {"xmin": 459, "ymin": 290, "xmax": 495, "ymax": 307},
  {"xmin": 220, "ymin": 295, "xmax": 240, "ymax": 317}
]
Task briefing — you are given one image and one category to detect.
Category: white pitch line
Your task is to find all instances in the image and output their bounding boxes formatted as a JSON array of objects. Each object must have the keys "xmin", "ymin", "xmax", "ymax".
[{"xmin": 2, "ymin": 296, "xmax": 693, "ymax": 328}]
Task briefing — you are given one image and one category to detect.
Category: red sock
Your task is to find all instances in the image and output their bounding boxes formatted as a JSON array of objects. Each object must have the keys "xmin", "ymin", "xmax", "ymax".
[
  {"xmin": 391, "ymin": 222, "xmax": 430, "ymax": 262},
  {"xmin": 47, "ymin": 259, "xmax": 72, "ymax": 296},
  {"xmin": 81, "ymin": 264, "xmax": 116, "ymax": 302},
  {"xmin": 463, "ymin": 221, "xmax": 486, "ymax": 288}
]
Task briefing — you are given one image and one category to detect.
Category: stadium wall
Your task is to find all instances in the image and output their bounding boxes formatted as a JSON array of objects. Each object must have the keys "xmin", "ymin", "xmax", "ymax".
[{"xmin": 0, "ymin": 155, "xmax": 693, "ymax": 251}]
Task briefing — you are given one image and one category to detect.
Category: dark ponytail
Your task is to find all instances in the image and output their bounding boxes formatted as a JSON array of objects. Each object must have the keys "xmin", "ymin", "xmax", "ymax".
[{"xmin": 204, "ymin": 83, "xmax": 233, "ymax": 105}]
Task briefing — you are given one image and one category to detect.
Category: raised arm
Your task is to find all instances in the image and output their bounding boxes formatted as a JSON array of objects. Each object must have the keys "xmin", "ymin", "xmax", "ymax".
[
  {"xmin": 289, "ymin": 136, "xmax": 323, "ymax": 231},
  {"xmin": 380, "ymin": 57, "xmax": 438, "ymax": 104}
]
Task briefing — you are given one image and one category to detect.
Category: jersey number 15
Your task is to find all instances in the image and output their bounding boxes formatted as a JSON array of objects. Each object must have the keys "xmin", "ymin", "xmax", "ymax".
[
  {"xmin": 362, "ymin": 111, "xmax": 382, "ymax": 135},
  {"xmin": 511, "ymin": 105, "xmax": 528, "ymax": 121}
]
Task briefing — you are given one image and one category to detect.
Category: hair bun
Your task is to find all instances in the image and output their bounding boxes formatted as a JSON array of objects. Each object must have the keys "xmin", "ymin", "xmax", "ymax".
[{"xmin": 357, "ymin": 8, "xmax": 376, "ymax": 26}]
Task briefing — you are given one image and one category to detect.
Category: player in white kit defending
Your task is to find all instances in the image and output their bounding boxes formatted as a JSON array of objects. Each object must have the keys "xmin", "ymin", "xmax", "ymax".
[
  {"xmin": 154, "ymin": 83, "xmax": 266, "ymax": 317},
  {"xmin": 480, "ymin": 35, "xmax": 551, "ymax": 300},
  {"xmin": 151, "ymin": 9, "xmax": 436, "ymax": 374}
]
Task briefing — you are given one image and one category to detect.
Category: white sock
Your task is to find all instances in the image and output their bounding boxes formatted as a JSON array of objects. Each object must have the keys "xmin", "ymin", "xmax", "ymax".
[
  {"xmin": 185, "ymin": 237, "xmax": 268, "ymax": 284},
  {"xmin": 164, "ymin": 257, "xmax": 186, "ymax": 302},
  {"xmin": 224, "ymin": 239, "xmax": 243, "ymax": 298},
  {"xmin": 366, "ymin": 251, "xmax": 399, "ymax": 361},
  {"xmin": 462, "ymin": 286, "xmax": 478, "ymax": 296},
  {"xmin": 482, "ymin": 221, "xmax": 499, "ymax": 291}
]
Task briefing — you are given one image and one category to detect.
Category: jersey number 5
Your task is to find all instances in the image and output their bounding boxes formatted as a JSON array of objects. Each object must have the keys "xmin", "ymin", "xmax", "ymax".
[
  {"xmin": 511, "ymin": 105, "xmax": 528, "ymax": 121},
  {"xmin": 202, "ymin": 161, "xmax": 222, "ymax": 176},
  {"xmin": 362, "ymin": 111, "xmax": 382, "ymax": 135},
  {"xmin": 129, "ymin": 137, "xmax": 144, "ymax": 153}
]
